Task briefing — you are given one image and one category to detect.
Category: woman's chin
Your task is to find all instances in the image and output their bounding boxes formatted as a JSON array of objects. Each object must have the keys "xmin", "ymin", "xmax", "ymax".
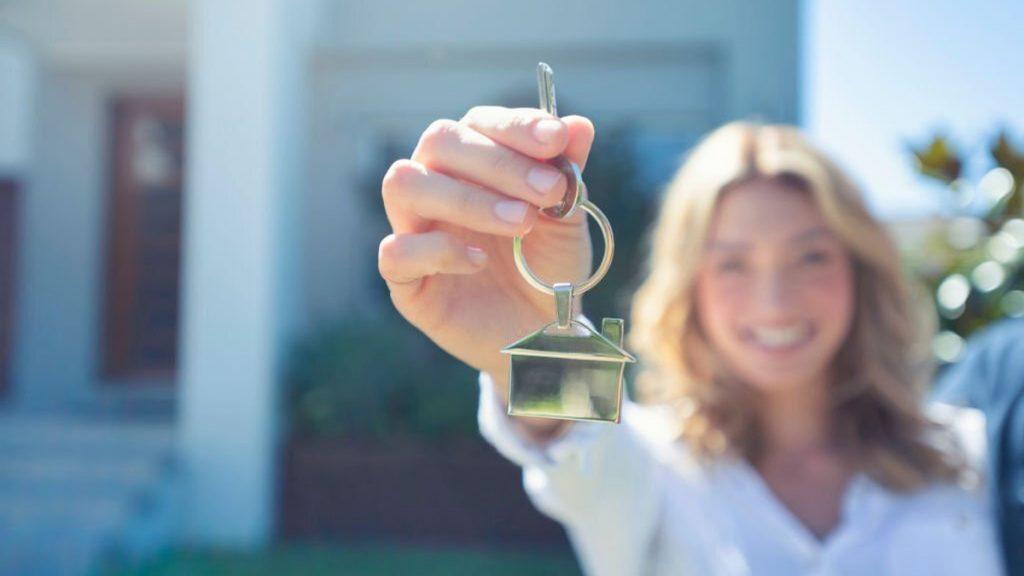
[{"xmin": 734, "ymin": 358, "xmax": 831, "ymax": 394}]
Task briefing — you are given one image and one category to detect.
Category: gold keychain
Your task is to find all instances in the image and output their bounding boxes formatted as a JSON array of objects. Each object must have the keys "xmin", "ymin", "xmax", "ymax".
[{"xmin": 501, "ymin": 63, "xmax": 636, "ymax": 423}]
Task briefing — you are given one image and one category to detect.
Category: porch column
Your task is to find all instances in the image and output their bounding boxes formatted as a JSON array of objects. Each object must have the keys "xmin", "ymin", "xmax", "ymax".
[{"xmin": 179, "ymin": 0, "xmax": 312, "ymax": 545}]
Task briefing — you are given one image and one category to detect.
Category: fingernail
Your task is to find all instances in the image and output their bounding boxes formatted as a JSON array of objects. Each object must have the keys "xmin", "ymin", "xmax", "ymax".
[
  {"xmin": 533, "ymin": 119, "xmax": 563, "ymax": 144},
  {"xmin": 494, "ymin": 200, "xmax": 528, "ymax": 224},
  {"xmin": 467, "ymin": 246, "xmax": 488, "ymax": 266},
  {"xmin": 527, "ymin": 167, "xmax": 563, "ymax": 195}
]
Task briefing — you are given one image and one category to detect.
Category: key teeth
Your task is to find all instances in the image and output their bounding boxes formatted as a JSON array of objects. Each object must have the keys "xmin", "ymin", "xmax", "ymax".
[{"xmin": 537, "ymin": 61, "xmax": 557, "ymax": 117}]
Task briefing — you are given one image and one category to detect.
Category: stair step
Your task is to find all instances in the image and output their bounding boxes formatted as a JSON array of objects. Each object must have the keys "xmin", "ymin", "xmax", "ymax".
[
  {"xmin": 0, "ymin": 417, "xmax": 173, "ymax": 451},
  {"xmin": 0, "ymin": 414, "xmax": 176, "ymax": 576}
]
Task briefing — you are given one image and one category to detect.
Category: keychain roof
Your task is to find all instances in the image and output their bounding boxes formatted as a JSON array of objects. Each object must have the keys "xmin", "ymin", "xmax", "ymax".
[{"xmin": 502, "ymin": 319, "xmax": 635, "ymax": 363}]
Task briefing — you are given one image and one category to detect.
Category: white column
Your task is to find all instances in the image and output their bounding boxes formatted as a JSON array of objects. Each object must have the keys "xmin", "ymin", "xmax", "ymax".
[{"xmin": 179, "ymin": 0, "xmax": 311, "ymax": 545}]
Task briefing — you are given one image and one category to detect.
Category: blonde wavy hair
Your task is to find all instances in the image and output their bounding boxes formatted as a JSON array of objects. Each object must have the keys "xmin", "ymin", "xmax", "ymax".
[{"xmin": 629, "ymin": 122, "xmax": 964, "ymax": 491}]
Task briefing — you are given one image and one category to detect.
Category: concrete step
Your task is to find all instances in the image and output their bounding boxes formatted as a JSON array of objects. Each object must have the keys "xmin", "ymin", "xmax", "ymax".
[
  {"xmin": 0, "ymin": 454, "xmax": 169, "ymax": 493},
  {"xmin": 0, "ymin": 413, "xmax": 176, "ymax": 576},
  {"xmin": 0, "ymin": 415, "xmax": 174, "ymax": 452}
]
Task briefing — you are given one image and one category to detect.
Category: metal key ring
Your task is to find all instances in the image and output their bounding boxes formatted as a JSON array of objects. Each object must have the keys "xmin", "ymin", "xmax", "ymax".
[
  {"xmin": 541, "ymin": 156, "xmax": 584, "ymax": 219},
  {"xmin": 512, "ymin": 197, "xmax": 615, "ymax": 296}
]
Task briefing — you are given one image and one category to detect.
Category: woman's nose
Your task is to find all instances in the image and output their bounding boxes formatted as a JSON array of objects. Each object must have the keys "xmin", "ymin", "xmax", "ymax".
[{"xmin": 755, "ymin": 271, "xmax": 796, "ymax": 313}]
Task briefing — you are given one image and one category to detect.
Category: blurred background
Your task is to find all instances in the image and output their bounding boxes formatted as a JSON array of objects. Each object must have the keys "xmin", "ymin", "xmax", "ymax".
[{"xmin": 0, "ymin": 0, "xmax": 1021, "ymax": 574}]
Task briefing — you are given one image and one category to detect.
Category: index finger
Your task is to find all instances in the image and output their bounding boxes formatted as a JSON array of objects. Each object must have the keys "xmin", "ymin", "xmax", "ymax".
[{"xmin": 460, "ymin": 107, "xmax": 596, "ymax": 170}]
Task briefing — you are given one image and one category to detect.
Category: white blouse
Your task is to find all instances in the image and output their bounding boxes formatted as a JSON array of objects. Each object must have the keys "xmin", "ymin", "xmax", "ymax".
[{"xmin": 478, "ymin": 372, "xmax": 1004, "ymax": 576}]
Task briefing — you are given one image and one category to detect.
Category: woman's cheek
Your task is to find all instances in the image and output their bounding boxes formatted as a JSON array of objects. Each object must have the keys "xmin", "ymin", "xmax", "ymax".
[
  {"xmin": 800, "ymin": 263, "xmax": 855, "ymax": 323},
  {"xmin": 698, "ymin": 275, "xmax": 748, "ymax": 333}
]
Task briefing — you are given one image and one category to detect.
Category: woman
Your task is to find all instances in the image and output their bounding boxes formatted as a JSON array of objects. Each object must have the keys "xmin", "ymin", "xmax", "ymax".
[{"xmin": 378, "ymin": 108, "xmax": 1002, "ymax": 574}]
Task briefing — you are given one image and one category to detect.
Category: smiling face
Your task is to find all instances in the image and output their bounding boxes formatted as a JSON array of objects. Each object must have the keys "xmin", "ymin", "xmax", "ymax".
[{"xmin": 694, "ymin": 178, "xmax": 856, "ymax": 394}]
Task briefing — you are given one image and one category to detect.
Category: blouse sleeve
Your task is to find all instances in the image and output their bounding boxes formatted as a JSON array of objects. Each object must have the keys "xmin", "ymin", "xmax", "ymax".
[{"xmin": 477, "ymin": 370, "xmax": 665, "ymax": 576}]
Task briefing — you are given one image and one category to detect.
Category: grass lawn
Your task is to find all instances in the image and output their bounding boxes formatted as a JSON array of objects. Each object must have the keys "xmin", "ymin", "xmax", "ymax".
[{"xmin": 99, "ymin": 542, "xmax": 582, "ymax": 576}]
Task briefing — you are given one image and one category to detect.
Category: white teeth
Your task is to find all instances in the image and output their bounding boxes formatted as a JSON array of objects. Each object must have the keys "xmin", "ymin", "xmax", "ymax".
[{"xmin": 750, "ymin": 324, "xmax": 810, "ymax": 348}]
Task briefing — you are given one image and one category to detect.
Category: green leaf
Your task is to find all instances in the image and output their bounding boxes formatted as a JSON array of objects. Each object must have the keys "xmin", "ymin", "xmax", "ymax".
[
  {"xmin": 991, "ymin": 130, "xmax": 1024, "ymax": 217},
  {"xmin": 908, "ymin": 134, "xmax": 963, "ymax": 184}
]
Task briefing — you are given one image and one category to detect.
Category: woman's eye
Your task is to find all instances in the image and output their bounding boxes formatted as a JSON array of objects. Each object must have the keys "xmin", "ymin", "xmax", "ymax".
[
  {"xmin": 717, "ymin": 260, "xmax": 746, "ymax": 273},
  {"xmin": 801, "ymin": 250, "xmax": 830, "ymax": 265}
]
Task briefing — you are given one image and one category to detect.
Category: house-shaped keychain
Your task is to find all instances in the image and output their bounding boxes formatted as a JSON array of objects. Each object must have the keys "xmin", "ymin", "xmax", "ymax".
[
  {"xmin": 501, "ymin": 63, "xmax": 635, "ymax": 424},
  {"xmin": 501, "ymin": 283, "xmax": 636, "ymax": 423}
]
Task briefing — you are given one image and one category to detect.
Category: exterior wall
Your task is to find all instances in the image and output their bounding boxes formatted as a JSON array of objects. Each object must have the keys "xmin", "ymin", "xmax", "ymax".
[{"xmin": 303, "ymin": 0, "xmax": 800, "ymax": 321}]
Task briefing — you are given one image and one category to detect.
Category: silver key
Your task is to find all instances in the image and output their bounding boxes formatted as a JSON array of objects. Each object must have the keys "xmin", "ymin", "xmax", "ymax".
[
  {"xmin": 536, "ymin": 62, "xmax": 583, "ymax": 219},
  {"xmin": 537, "ymin": 62, "xmax": 558, "ymax": 117}
]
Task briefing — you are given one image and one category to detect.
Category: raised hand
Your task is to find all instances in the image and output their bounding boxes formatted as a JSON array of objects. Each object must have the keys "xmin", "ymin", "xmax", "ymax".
[{"xmin": 378, "ymin": 106, "xmax": 596, "ymax": 380}]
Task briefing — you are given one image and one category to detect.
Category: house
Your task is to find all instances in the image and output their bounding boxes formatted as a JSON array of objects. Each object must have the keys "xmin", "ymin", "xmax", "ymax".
[{"xmin": 0, "ymin": 0, "xmax": 800, "ymax": 572}]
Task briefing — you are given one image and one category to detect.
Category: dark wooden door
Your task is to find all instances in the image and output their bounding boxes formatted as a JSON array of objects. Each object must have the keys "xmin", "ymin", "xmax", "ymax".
[
  {"xmin": 0, "ymin": 179, "xmax": 17, "ymax": 397},
  {"xmin": 102, "ymin": 97, "xmax": 185, "ymax": 382}
]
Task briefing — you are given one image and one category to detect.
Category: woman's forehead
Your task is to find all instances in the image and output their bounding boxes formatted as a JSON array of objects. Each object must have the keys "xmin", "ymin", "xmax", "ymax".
[
  {"xmin": 707, "ymin": 227, "xmax": 834, "ymax": 252},
  {"xmin": 708, "ymin": 180, "xmax": 832, "ymax": 245}
]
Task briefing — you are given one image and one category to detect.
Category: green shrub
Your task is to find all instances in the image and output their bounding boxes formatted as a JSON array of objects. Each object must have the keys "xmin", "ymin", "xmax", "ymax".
[{"xmin": 286, "ymin": 307, "xmax": 479, "ymax": 442}]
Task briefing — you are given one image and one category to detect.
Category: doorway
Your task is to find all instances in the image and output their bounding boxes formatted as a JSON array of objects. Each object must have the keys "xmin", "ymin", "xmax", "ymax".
[{"xmin": 101, "ymin": 97, "xmax": 185, "ymax": 383}]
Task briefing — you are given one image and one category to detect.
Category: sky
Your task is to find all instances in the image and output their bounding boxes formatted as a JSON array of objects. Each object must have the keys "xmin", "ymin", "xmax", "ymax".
[{"xmin": 803, "ymin": 0, "xmax": 1024, "ymax": 220}]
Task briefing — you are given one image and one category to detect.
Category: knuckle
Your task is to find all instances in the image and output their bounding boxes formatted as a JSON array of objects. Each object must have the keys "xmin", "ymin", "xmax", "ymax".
[
  {"xmin": 452, "ymin": 185, "xmax": 477, "ymax": 217},
  {"xmin": 490, "ymin": 149, "xmax": 521, "ymax": 178},
  {"xmin": 377, "ymin": 256, "xmax": 393, "ymax": 280},
  {"xmin": 441, "ymin": 248, "xmax": 462, "ymax": 271},
  {"xmin": 436, "ymin": 234, "xmax": 463, "ymax": 269},
  {"xmin": 381, "ymin": 159, "xmax": 419, "ymax": 202},
  {"xmin": 509, "ymin": 112, "xmax": 535, "ymax": 131},
  {"xmin": 492, "ymin": 114, "xmax": 514, "ymax": 133},
  {"xmin": 461, "ymin": 105, "xmax": 491, "ymax": 124},
  {"xmin": 494, "ymin": 111, "xmax": 532, "ymax": 136},
  {"xmin": 377, "ymin": 235, "xmax": 402, "ymax": 274},
  {"xmin": 419, "ymin": 118, "xmax": 459, "ymax": 154}
]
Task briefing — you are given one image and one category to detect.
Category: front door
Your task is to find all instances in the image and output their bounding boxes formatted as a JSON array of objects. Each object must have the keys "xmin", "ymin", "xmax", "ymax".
[{"xmin": 101, "ymin": 97, "xmax": 185, "ymax": 382}]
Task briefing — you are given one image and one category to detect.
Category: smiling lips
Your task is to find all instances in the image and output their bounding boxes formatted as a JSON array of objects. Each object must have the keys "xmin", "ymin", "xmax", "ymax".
[{"xmin": 743, "ymin": 323, "xmax": 815, "ymax": 352}]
